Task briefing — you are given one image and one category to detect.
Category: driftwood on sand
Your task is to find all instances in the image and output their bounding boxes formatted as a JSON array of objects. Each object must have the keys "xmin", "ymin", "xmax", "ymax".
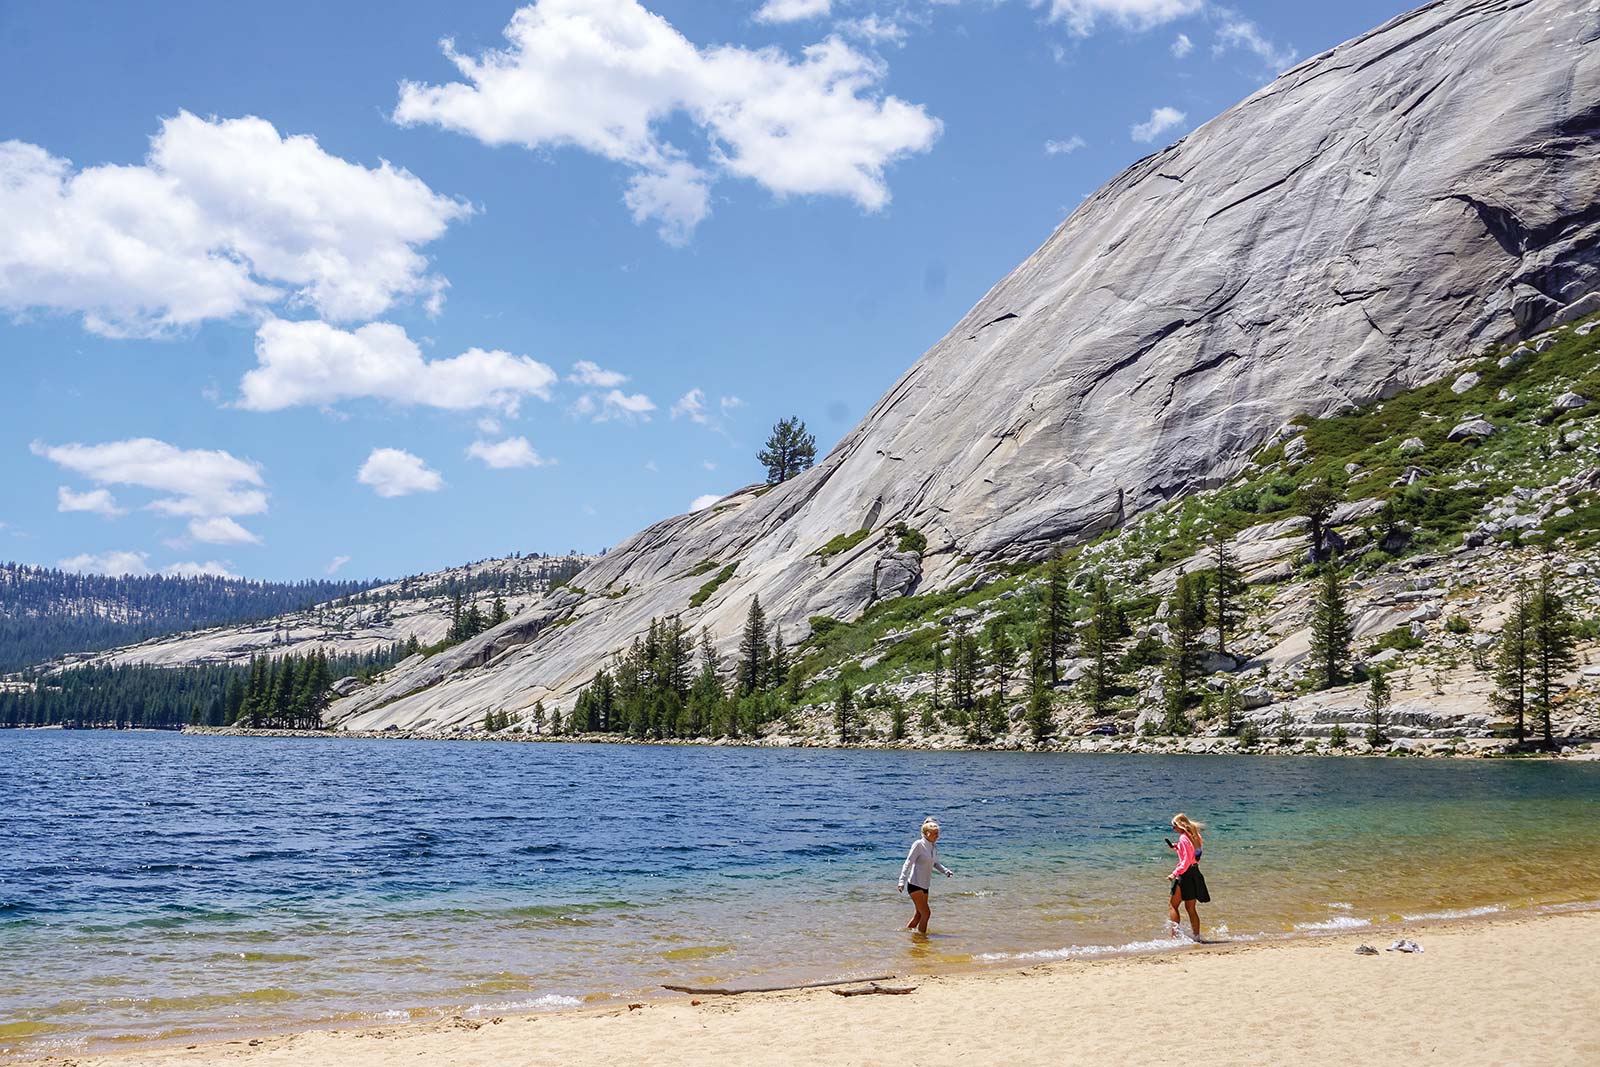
[
  {"xmin": 832, "ymin": 983, "xmax": 917, "ymax": 997},
  {"xmin": 663, "ymin": 975, "xmax": 895, "ymax": 996}
]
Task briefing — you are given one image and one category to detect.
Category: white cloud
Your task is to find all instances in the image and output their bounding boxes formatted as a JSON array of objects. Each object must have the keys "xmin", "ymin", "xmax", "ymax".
[
  {"xmin": 1039, "ymin": 0, "xmax": 1203, "ymax": 36},
  {"xmin": 1171, "ymin": 32, "xmax": 1193, "ymax": 57},
  {"xmin": 358, "ymin": 448, "xmax": 445, "ymax": 498},
  {"xmin": 33, "ymin": 438, "xmax": 267, "ymax": 523},
  {"xmin": 567, "ymin": 360, "xmax": 630, "ymax": 387},
  {"xmin": 755, "ymin": 0, "xmax": 830, "ymax": 23},
  {"xmin": 689, "ymin": 493, "xmax": 723, "ymax": 511},
  {"xmin": 0, "ymin": 112, "xmax": 470, "ymax": 338},
  {"xmin": 161, "ymin": 560, "xmax": 240, "ymax": 579},
  {"xmin": 837, "ymin": 14, "xmax": 907, "ymax": 45},
  {"xmin": 57, "ymin": 485, "xmax": 123, "ymax": 517},
  {"xmin": 1044, "ymin": 135, "xmax": 1087, "ymax": 156},
  {"xmin": 58, "ymin": 550, "xmax": 152, "ymax": 576},
  {"xmin": 55, "ymin": 550, "xmax": 237, "ymax": 578},
  {"xmin": 467, "ymin": 436, "xmax": 551, "ymax": 469},
  {"xmin": 187, "ymin": 516, "xmax": 261, "ymax": 545},
  {"xmin": 644, "ymin": 459, "xmax": 659, "ymax": 472},
  {"xmin": 702, "ymin": 460, "xmax": 717, "ymax": 471},
  {"xmin": 592, "ymin": 389, "xmax": 656, "ymax": 422},
  {"xmin": 326, "ymin": 554, "xmax": 352, "ymax": 575},
  {"xmin": 1131, "ymin": 105, "xmax": 1187, "ymax": 143},
  {"xmin": 242, "ymin": 319, "xmax": 557, "ymax": 414},
  {"xmin": 393, "ymin": 1, "xmax": 941, "ymax": 241},
  {"xmin": 719, "ymin": 395, "xmax": 745, "ymax": 412},
  {"xmin": 671, "ymin": 388, "xmax": 711, "ymax": 424},
  {"xmin": 1213, "ymin": 14, "xmax": 1296, "ymax": 73}
]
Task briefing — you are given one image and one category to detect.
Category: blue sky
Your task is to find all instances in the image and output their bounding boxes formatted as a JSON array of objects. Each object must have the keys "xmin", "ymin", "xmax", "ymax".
[{"xmin": 0, "ymin": 0, "xmax": 1412, "ymax": 582}]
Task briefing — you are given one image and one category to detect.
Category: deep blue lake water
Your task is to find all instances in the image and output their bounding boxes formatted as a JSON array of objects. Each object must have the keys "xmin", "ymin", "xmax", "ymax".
[{"xmin": 2, "ymin": 730, "xmax": 1597, "ymax": 1058}]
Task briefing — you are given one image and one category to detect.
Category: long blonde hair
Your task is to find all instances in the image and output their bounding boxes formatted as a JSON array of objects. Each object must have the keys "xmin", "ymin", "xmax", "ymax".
[{"xmin": 1172, "ymin": 813, "xmax": 1204, "ymax": 847}]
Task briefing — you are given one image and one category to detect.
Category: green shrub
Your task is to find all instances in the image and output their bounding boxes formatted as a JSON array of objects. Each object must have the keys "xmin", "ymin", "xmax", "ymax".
[
  {"xmin": 1444, "ymin": 616, "xmax": 1471, "ymax": 635},
  {"xmin": 1237, "ymin": 722, "xmax": 1262, "ymax": 748},
  {"xmin": 1370, "ymin": 628, "xmax": 1423, "ymax": 654},
  {"xmin": 893, "ymin": 524, "xmax": 928, "ymax": 554},
  {"xmin": 1329, "ymin": 723, "xmax": 1349, "ymax": 748},
  {"xmin": 808, "ymin": 615, "xmax": 843, "ymax": 638},
  {"xmin": 688, "ymin": 563, "xmax": 737, "ymax": 608},
  {"xmin": 815, "ymin": 528, "xmax": 872, "ymax": 564}
]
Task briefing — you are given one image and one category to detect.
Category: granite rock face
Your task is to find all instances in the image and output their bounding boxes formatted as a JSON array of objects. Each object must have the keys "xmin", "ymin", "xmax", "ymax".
[{"xmin": 332, "ymin": 0, "xmax": 1600, "ymax": 731}]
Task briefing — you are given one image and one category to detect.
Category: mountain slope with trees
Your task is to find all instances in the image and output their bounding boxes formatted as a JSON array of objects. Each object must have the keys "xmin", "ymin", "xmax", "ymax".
[
  {"xmin": 0, "ymin": 566, "xmax": 381, "ymax": 673},
  {"xmin": 325, "ymin": 0, "xmax": 1600, "ymax": 735}
]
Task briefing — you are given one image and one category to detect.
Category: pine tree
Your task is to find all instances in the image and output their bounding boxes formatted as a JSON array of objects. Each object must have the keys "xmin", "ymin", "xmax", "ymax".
[
  {"xmin": 930, "ymin": 642, "xmax": 946, "ymax": 710},
  {"xmin": 532, "ymin": 700, "xmax": 547, "ymax": 735},
  {"xmin": 1041, "ymin": 556, "xmax": 1071, "ymax": 683},
  {"xmin": 767, "ymin": 625, "xmax": 789, "ymax": 693},
  {"xmin": 448, "ymin": 589, "xmax": 464, "ymax": 641},
  {"xmin": 1164, "ymin": 571, "xmax": 1206, "ymax": 713},
  {"xmin": 1491, "ymin": 581, "xmax": 1533, "ymax": 744},
  {"xmin": 889, "ymin": 699, "xmax": 908, "ymax": 743},
  {"xmin": 834, "ymin": 683, "xmax": 856, "ymax": 743},
  {"xmin": 738, "ymin": 596, "xmax": 769, "ymax": 696},
  {"xmin": 689, "ymin": 630, "xmax": 724, "ymax": 737},
  {"xmin": 1079, "ymin": 573, "xmax": 1122, "ymax": 715},
  {"xmin": 1216, "ymin": 680, "xmax": 1243, "ymax": 736},
  {"xmin": 490, "ymin": 596, "xmax": 508, "ymax": 627},
  {"xmin": 1025, "ymin": 681, "xmax": 1054, "ymax": 744},
  {"xmin": 757, "ymin": 417, "xmax": 818, "ymax": 484},
  {"xmin": 1207, "ymin": 534, "xmax": 1247, "ymax": 656},
  {"xmin": 988, "ymin": 620, "xmax": 1015, "ymax": 698},
  {"xmin": 1366, "ymin": 670, "xmax": 1391, "ymax": 746},
  {"xmin": 1308, "ymin": 567, "xmax": 1351, "ymax": 690},
  {"xmin": 1529, "ymin": 565, "xmax": 1579, "ymax": 749},
  {"xmin": 1296, "ymin": 479, "xmax": 1342, "ymax": 563}
]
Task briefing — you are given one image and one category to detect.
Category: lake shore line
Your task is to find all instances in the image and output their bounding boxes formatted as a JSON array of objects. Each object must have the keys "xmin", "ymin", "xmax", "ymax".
[
  {"xmin": 17, "ymin": 908, "xmax": 1598, "ymax": 1067},
  {"xmin": 179, "ymin": 724, "xmax": 1600, "ymax": 760}
]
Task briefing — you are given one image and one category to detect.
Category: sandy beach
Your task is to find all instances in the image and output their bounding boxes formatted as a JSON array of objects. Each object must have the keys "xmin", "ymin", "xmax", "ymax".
[{"xmin": 20, "ymin": 909, "xmax": 1598, "ymax": 1067}]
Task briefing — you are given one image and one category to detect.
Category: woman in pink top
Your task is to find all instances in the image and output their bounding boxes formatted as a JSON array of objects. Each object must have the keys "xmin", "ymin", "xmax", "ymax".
[{"xmin": 1166, "ymin": 813, "xmax": 1209, "ymax": 939}]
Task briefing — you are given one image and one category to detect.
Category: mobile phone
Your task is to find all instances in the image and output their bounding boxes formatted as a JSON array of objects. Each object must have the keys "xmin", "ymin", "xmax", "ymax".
[{"xmin": 1164, "ymin": 837, "xmax": 1175, "ymax": 848}]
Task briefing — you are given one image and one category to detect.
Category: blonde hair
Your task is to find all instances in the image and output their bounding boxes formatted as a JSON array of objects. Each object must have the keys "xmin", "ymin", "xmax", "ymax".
[
  {"xmin": 921, "ymin": 818, "xmax": 941, "ymax": 837},
  {"xmin": 1171, "ymin": 813, "xmax": 1203, "ymax": 843}
]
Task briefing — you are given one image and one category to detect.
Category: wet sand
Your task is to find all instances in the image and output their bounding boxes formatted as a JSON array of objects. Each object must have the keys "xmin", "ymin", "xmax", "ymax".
[{"xmin": 20, "ymin": 909, "xmax": 1598, "ymax": 1067}]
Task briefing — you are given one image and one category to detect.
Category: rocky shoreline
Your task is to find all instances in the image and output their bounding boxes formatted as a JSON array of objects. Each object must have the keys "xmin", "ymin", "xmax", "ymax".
[{"xmin": 182, "ymin": 725, "xmax": 1600, "ymax": 760}]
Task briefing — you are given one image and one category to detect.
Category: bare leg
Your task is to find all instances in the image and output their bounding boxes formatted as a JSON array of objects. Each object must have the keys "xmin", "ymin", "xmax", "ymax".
[
  {"xmin": 910, "ymin": 889, "xmax": 931, "ymax": 934},
  {"xmin": 1185, "ymin": 900, "xmax": 1201, "ymax": 940},
  {"xmin": 1168, "ymin": 884, "xmax": 1183, "ymax": 936}
]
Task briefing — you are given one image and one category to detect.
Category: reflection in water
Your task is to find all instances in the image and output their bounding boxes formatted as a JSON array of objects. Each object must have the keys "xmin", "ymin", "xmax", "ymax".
[{"xmin": 1, "ymin": 731, "xmax": 1597, "ymax": 1059}]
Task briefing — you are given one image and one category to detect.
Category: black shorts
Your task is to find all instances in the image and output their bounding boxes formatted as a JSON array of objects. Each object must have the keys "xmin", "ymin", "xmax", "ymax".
[
  {"xmin": 1171, "ymin": 866, "xmax": 1211, "ymax": 904},
  {"xmin": 907, "ymin": 884, "xmax": 928, "ymax": 895}
]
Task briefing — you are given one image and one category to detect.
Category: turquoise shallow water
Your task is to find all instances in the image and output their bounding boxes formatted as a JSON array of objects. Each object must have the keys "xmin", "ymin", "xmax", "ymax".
[{"xmin": 2, "ymin": 731, "xmax": 1597, "ymax": 1058}]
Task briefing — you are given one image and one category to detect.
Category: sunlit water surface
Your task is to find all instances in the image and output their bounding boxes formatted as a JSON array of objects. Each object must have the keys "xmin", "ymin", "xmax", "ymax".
[{"xmin": 2, "ymin": 731, "xmax": 1597, "ymax": 1058}]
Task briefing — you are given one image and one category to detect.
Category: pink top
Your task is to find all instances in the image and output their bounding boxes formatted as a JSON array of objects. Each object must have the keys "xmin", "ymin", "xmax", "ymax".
[{"xmin": 1169, "ymin": 833, "xmax": 1197, "ymax": 880}]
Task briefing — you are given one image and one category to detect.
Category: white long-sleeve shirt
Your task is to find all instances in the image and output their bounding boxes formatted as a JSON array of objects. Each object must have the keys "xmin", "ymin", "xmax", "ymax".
[{"xmin": 899, "ymin": 836, "xmax": 952, "ymax": 890}]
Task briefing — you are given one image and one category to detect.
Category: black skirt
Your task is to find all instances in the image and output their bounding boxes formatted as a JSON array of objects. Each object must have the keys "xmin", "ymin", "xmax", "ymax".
[{"xmin": 1173, "ymin": 865, "xmax": 1211, "ymax": 904}]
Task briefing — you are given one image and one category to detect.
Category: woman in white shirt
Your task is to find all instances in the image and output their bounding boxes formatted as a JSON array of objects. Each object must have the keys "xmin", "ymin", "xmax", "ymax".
[{"xmin": 897, "ymin": 818, "xmax": 953, "ymax": 934}]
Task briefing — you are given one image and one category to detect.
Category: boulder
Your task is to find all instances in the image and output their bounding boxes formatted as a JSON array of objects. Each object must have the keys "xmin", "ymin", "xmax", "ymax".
[
  {"xmin": 1450, "ymin": 371, "xmax": 1480, "ymax": 394},
  {"xmin": 1553, "ymin": 392, "xmax": 1589, "ymax": 412},
  {"xmin": 872, "ymin": 552, "xmax": 923, "ymax": 602},
  {"xmin": 1240, "ymin": 685, "xmax": 1274, "ymax": 710},
  {"xmin": 1547, "ymin": 293, "xmax": 1600, "ymax": 329},
  {"xmin": 1447, "ymin": 418, "xmax": 1496, "ymax": 441},
  {"xmin": 1534, "ymin": 336, "xmax": 1559, "ymax": 353},
  {"xmin": 1283, "ymin": 435, "xmax": 1309, "ymax": 462},
  {"xmin": 1398, "ymin": 437, "xmax": 1426, "ymax": 456}
]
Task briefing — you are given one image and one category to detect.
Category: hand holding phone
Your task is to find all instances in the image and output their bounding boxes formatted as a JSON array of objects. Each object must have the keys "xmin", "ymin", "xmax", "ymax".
[{"xmin": 1165, "ymin": 837, "xmax": 1175, "ymax": 849}]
